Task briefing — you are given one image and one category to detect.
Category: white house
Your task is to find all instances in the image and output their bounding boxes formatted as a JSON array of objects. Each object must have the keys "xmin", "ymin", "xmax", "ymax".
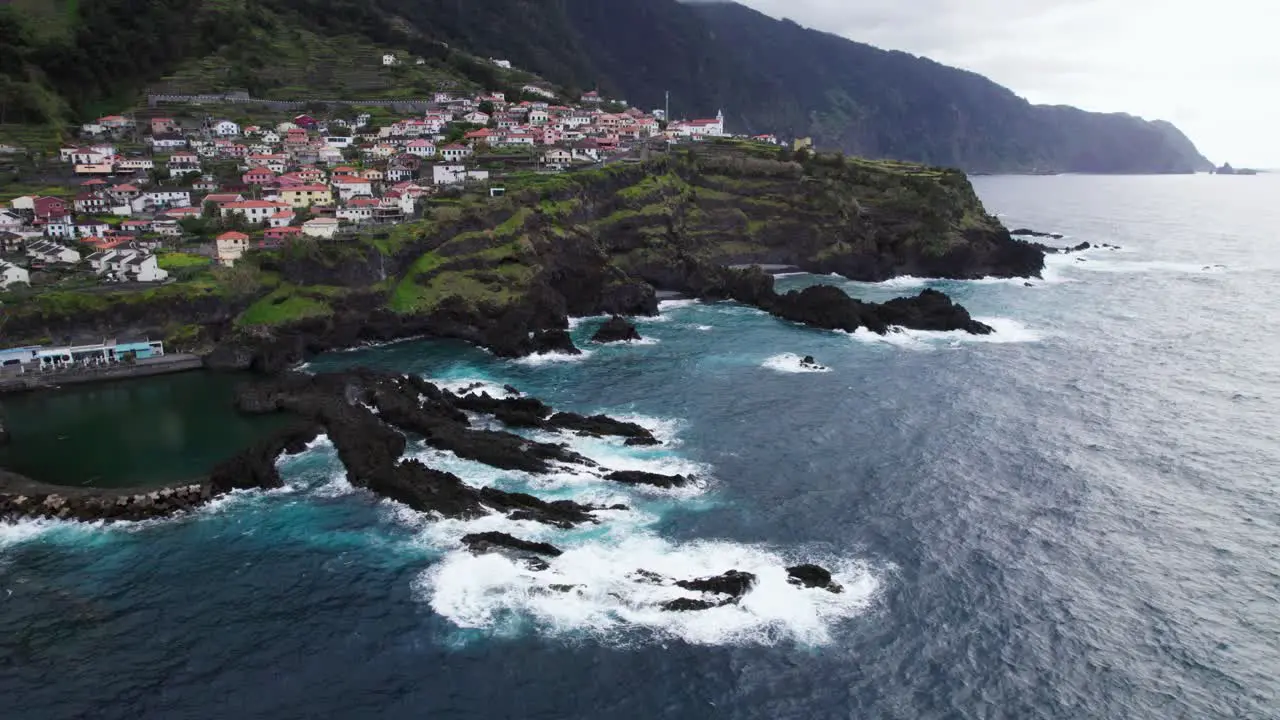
[
  {"xmin": 439, "ymin": 144, "xmax": 472, "ymax": 162},
  {"xmin": 149, "ymin": 136, "xmax": 188, "ymax": 150},
  {"xmin": 522, "ymin": 84, "xmax": 557, "ymax": 100},
  {"xmin": 71, "ymin": 147, "xmax": 110, "ymax": 165},
  {"xmin": 0, "ymin": 209, "xmax": 26, "ymax": 232},
  {"xmin": 301, "ymin": 217, "xmax": 340, "ymax": 238},
  {"xmin": 215, "ymin": 231, "xmax": 250, "ymax": 267},
  {"xmin": 0, "ymin": 259, "xmax": 29, "ymax": 289},
  {"xmin": 122, "ymin": 252, "xmax": 168, "ymax": 282},
  {"xmin": 543, "ymin": 148, "xmax": 573, "ymax": 169},
  {"xmin": 267, "ymin": 210, "xmax": 295, "ymax": 228},
  {"xmin": 85, "ymin": 249, "xmax": 168, "ymax": 282},
  {"xmin": 221, "ymin": 200, "xmax": 289, "ymax": 224},
  {"xmin": 136, "ymin": 190, "xmax": 192, "ymax": 210},
  {"xmin": 26, "ymin": 240, "xmax": 80, "ymax": 264},
  {"xmin": 405, "ymin": 139, "xmax": 436, "ymax": 157},
  {"xmin": 490, "ymin": 58, "xmax": 512, "ymax": 69},
  {"xmin": 214, "ymin": 120, "xmax": 241, "ymax": 137},
  {"xmin": 330, "ymin": 175, "xmax": 373, "ymax": 201},
  {"xmin": 382, "ymin": 53, "xmax": 399, "ymax": 66},
  {"xmin": 336, "ymin": 206, "xmax": 373, "ymax": 224},
  {"xmin": 463, "ymin": 111, "xmax": 491, "ymax": 125},
  {"xmin": 432, "ymin": 164, "xmax": 490, "ymax": 186}
]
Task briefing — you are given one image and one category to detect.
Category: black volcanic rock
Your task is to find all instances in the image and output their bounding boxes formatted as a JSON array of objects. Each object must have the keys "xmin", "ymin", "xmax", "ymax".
[
  {"xmin": 1011, "ymin": 228, "xmax": 1064, "ymax": 239},
  {"xmin": 208, "ymin": 423, "xmax": 322, "ymax": 494},
  {"xmin": 606, "ymin": 470, "xmax": 691, "ymax": 488},
  {"xmin": 878, "ymin": 289, "xmax": 993, "ymax": 334},
  {"xmin": 591, "ymin": 316, "xmax": 642, "ymax": 343},
  {"xmin": 462, "ymin": 531, "xmax": 563, "ymax": 558},
  {"xmin": 548, "ymin": 412, "xmax": 658, "ymax": 443},
  {"xmin": 676, "ymin": 570, "xmax": 757, "ymax": 599},
  {"xmin": 764, "ymin": 285, "xmax": 992, "ymax": 336},
  {"xmin": 228, "ymin": 371, "xmax": 606, "ymax": 526},
  {"xmin": 529, "ymin": 329, "xmax": 580, "ymax": 356},
  {"xmin": 786, "ymin": 564, "xmax": 844, "ymax": 594},
  {"xmin": 661, "ymin": 597, "xmax": 733, "ymax": 612}
]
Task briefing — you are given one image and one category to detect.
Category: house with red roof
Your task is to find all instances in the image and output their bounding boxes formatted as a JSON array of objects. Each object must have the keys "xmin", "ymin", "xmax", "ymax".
[
  {"xmin": 243, "ymin": 167, "xmax": 278, "ymax": 186},
  {"xmin": 150, "ymin": 117, "xmax": 179, "ymax": 135},
  {"xmin": 221, "ymin": 200, "xmax": 290, "ymax": 223},
  {"xmin": 202, "ymin": 193, "xmax": 246, "ymax": 208},
  {"xmin": 263, "ymin": 226, "xmax": 303, "ymax": 242},
  {"xmin": 440, "ymin": 144, "xmax": 472, "ymax": 162},
  {"xmin": 33, "ymin": 196, "xmax": 69, "ymax": 221},
  {"xmin": 330, "ymin": 175, "xmax": 373, "ymax": 201},
  {"xmin": 267, "ymin": 209, "xmax": 295, "ymax": 229},
  {"xmin": 215, "ymin": 231, "xmax": 251, "ymax": 266}
]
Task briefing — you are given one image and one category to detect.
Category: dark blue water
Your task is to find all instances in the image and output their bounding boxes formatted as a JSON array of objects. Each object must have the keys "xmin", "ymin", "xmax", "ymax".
[{"xmin": 4, "ymin": 175, "xmax": 1279, "ymax": 719}]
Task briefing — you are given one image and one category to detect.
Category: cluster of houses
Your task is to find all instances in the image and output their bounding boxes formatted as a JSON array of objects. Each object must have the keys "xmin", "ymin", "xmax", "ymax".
[{"xmin": 0, "ymin": 87, "xmax": 775, "ymax": 288}]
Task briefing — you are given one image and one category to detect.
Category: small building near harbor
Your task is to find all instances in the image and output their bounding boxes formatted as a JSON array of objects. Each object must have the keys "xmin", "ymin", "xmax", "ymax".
[{"xmin": 0, "ymin": 338, "xmax": 166, "ymax": 373}]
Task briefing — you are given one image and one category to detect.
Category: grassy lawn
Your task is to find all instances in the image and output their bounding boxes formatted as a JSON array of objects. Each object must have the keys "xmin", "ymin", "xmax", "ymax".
[{"xmin": 156, "ymin": 251, "xmax": 212, "ymax": 271}]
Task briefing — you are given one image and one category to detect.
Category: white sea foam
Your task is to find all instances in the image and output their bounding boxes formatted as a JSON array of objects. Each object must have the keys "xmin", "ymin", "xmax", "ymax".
[
  {"xmin": 1063, "ymin": 257, "xmax": 1228, "ymax": 275},
  {"xmin": 0, "ymin": 517, "xmax": 100, "ymax": 549},
  {"xmin": 762, "ymin": 353, "xmax": 832, "ymax": 373},
  {"xmin": 848, "ymin": 316, "xmax": 1044, "ymax": 349},
  {"xmin": 513, "ymin": 350, "xmax": 594, "ymax": 366},
  {"xmin": 658, "ymin": 298, "xmax": 700, "ymax": 310},
  {"xmin": 415, "ymin": 531, "xmax": 879, "ymax": 646},
  {"xmin": 567, "ymin": 314, "xmax": 609, "ymax": 330},
  {"xmin": 434, "ymin": 378, "xmax": 521, "ymax": 398}
]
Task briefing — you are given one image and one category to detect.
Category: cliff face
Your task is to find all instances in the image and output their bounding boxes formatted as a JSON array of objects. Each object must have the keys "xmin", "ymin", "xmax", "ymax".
[{"xmin": 0, "ymin": 143, "xmax": 1043, "ymax": 367}]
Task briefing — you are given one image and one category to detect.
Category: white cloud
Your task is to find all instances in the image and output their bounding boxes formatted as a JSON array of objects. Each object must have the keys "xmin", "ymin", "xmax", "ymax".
[{"xmin": 732, "ymin": 0, "xmax": 1280, "ymax": 166}]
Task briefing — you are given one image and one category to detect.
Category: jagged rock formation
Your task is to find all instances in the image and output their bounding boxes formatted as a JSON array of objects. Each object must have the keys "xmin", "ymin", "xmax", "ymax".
[
  {"xmin": 591, "ymin": 316, "xmax": 642, "ymax": 344},
  {"xmin": 786, "ymin": 564, "xmax": 845, "ymax": 594}
]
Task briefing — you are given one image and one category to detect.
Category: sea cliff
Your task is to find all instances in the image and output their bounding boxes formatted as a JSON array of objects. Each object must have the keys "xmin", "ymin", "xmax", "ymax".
[{"xmin": 0, "ymin": 142, "xmax": 1044, "ymax": 371}]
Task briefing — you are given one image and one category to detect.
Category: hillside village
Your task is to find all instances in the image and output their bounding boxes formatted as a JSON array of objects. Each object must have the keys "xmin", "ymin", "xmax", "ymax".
[{"xmin": 0, "ymin": 84, "xmax": 780, "ymax": 293}]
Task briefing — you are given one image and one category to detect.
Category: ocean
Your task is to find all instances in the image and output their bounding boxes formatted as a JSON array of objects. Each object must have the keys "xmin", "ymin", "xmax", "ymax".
[{"xmin": 3, "ymin": 174, "xmax": 1278, "ymax": 719}]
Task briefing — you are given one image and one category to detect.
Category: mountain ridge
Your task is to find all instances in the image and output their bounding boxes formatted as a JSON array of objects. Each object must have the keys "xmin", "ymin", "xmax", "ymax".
[{"xmin": 0, "ymin": 0, "xmax": 1211, "ymax": 173}]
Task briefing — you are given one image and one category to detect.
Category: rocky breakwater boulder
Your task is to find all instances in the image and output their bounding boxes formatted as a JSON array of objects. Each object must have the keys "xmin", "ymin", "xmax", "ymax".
[
  {"xmin": 0, "ymin": 479, "xmax": 214, "ymax": 523},
  {"xmin": 590, "ymin": 316, "xmax": 642, "ymax": 344}
]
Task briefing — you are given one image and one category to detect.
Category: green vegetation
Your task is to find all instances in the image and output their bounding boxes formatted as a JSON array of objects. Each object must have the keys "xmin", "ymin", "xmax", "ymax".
[
  {"xmin": 156, "ymin": 252, "xmax": 212, "ymax": 271},
  {"xmin": 236, "ymin": 285, "xmax": 333, "ymax": 327}
]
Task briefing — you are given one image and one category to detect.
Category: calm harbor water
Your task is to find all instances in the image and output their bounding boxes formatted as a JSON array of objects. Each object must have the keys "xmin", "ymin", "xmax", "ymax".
[
  {"xmin": 2, "ymin": 174, "xmax": 1278, "ymax": 719},
  {"xmin": 0, "ymin": 371, "xmax": 285, "ymax": 488}
]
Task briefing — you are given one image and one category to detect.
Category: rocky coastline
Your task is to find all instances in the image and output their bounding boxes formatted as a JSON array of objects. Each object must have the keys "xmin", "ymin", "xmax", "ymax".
[
  {"xmin": 0, "ymin": 370, "xmax": 848, "ymax": 610},
  {"xmin": 3, "ymin": 143, "xmax": 1046, "ymax": 374}
]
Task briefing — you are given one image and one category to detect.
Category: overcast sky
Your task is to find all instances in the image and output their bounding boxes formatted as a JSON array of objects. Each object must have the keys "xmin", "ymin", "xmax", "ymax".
[{"xmin": 732, "ymin": 0, "xmax": 1279, "ymax": 167}]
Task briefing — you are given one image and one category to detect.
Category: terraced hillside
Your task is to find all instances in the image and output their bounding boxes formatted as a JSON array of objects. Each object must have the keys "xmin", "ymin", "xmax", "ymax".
[{"xmin": 0, "ymin": 142, "xmax": 1043, "ymax": 366}]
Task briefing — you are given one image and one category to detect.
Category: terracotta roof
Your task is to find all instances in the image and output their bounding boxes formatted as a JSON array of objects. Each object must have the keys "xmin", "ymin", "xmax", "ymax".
[
  {"xmin": 217, "ymin": 231, "xmax": 250, "ymax": 241},
  {"xmin": 225, "ymin": 200, "xmax": 286, "ymax": 209},
  {"xmin": 330, "ymin": 175, "xmax": 368, "ymax": 184}
]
